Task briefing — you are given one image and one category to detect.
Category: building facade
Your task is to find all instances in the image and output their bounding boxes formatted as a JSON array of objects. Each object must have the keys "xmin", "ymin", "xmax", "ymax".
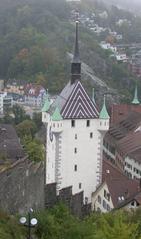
[
  {"xmin": 92, "ymin": 160, "xmax": 139, "ymax": 213},
  {"xmin": 0, "ymin": 92, "xmax": 13, "ymax": 115},
  {"xmin": 42, "ymin": 22, "xmax": 109, "ymax": 203}
]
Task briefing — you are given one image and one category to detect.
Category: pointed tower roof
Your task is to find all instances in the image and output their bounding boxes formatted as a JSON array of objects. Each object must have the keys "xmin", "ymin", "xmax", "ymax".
[
  {"xmin": 52, "ymin": 107, "xmax": 62, "ymax": 121},
  {"xmin": 132, "ymin": 85, "xmax": 140, "ymax": 105},
  {"xmin": 42, "ymin": 92, "xmax": 50, "ymax": 112},
  {"xmin": 71, "ymin": 21, "xmax": 81, "ymax": 84},
  {"xmin": 73, "ymin": 21, "xmax": 80, "ymax": 63},
  {"xmin": 99, "ymin": 95, "xmax": 110, "ymax": 119}
]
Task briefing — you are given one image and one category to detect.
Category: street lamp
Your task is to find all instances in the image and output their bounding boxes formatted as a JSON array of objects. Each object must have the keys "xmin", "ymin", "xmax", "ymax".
[{"xmin": 19, "ymin": 208, "xmax": 38, "ymax": 239}]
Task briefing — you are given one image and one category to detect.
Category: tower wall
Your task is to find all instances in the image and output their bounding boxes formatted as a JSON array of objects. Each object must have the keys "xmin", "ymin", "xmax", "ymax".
[{"xmin": 45, "ymin": 118, "xmax": 106, "ymax": 203}]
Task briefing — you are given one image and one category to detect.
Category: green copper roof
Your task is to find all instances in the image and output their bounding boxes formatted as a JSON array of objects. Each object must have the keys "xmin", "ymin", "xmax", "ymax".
[
  {"xmin": 99, "ymin": 96, "xmax": 110, "ymax": 119},
  {"xmin": 42, "ymin": 96, "xmax": 50, "ymax": 112},
  {"xmin": 52, "ymin": 107, "xmax": 62, "ymax": 121},
  {"xmin": 132, "ymin": 85, "xmax": 140, "ymax": 104}
]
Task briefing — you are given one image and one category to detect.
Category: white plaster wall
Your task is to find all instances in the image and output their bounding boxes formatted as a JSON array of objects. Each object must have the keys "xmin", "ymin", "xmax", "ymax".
[
  {"xmin": 0, "ymin": 95, "xmax": 3, "ymax": 114},
  {"xmin": 44, "ymin": 114, "xmax": 109, "ymax": 203},
  {"xmin": 58, "ymin": 118, "xmax": 102, "ymax": 203},
  {"xmin": 92, "ymin": 183, "xmax": 114, "ymax": 212},
  {"xmin": 45, "ymin": 122, "xmax": 56, "ymax": 184},
  {"xmin": 125, "ymin": 156, "xmax": 141, "ymax": 179}
]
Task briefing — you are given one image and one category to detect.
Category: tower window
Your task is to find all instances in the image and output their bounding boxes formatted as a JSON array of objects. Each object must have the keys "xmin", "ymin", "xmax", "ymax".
[
  {"xmin": 74, "ymin": 148, "xmax": 77, "ymax": 153},
  {"xmin": 86, "ymin": 120, "xmax": 90, "ymax": 127},
  {"xmin": 71, "ymin": 120, "xmax": 75, "ymax": 127},
  {"xmin": 74, "ymin": 165, "xmax": 77, "ymax": 171},
  {"xmin": 75, "ymin": 134, "xmax": 77, "ymax": 139},
  {"xmin": 79, "ymin": 183, "xmax": 82, "ymax": 189},
  {"xmin": 90, "ymin": 132, "xmax": 93, "ymax": 138}
]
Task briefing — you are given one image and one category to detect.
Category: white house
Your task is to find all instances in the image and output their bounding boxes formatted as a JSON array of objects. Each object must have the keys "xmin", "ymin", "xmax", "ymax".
[
  {"xmin": 24, "ymin": 84, "xmax": 46, "ymax": 107},
  {"xmin": 115, "ymin": 53, "xmax": 128, "ymax": 62},
  {"xmin": 42, "ymin": 21, "xmax": 110, "ymax": 203},
  {"xmin": 92, "ymin": 160, "xmax": 139, "ymax": 212},
  {"xmin": 0, "ymin": 92, "xmax": 13, "ymax": 115},
  {"xmin": 100, "ymin": 42, "xmax": 117, "ymax": 53}
]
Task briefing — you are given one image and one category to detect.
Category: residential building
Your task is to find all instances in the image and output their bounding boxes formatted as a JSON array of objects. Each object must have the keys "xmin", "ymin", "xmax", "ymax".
[
  {"xmin": 103, "ymin": 111, "xmax": 141, "ymax": 171},
  {"xmin": 42, "ymin": 21, "xmax": 110, "ymax": 203},
  {"xmin": 110, "ymin": 86, "xmax": 141, "ymax": 125},
  {"xmin": 0, "ymin": 92, "xmax": 13, "ymax": 115},
  {"xmin": 129, "ymin": 50, "xmax": 141, "ymax": 78},
  {"xmin": 115, "ymin": 53, "xmax": 128, "ymax": 62},
  {"xmin": 100, "ymin": 42, "xmax": 117, "ymax": 53},
  {"xmin": 24, "ymin": 84, "xmax": 46, "ymax": 107},
  {"xmin": 0, "ymin": 124, "xmax": 25, "ymax": 163},
  {"xmin": 92, "ymin": 160, "xmax": 140, "ymax": 212}
]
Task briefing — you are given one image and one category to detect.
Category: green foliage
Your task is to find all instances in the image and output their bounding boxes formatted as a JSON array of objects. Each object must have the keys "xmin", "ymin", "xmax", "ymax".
[
  {"xmin": 12, "ymin": 105, "xmax": 29, "ymax": 125},
  {"xmin": 16, "ymin": 119, "xmax": 37, "ymax": 139},
  {"xmin": 35, "ymin": 203, "xmax": 96, "ymax": 239},
  {"xmin": 95, "ymin": 211, "xmax": 139, "ymax": 239},
  {"xmin": 0, "ymin": 0, "xmax": 139, "ymax": 98},
  {"xmin": 32, "ymin": 112, "xmax": 43, "ymax": 129},
  {"xmin": 1, "ymin": 205, "xmax": 141, "ymax": 239},
  {"xmin": 0, "ymin": 211, "xmax": 25, "ymax": 239},
  {"xmin": 23, "ymin": 137, "xmax": 45, "ymax": 162}
]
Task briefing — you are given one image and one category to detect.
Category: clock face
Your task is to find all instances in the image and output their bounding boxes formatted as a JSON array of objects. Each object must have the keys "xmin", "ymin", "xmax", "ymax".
[{"xmin": 49, "ymin": 126, "xmax": 53, "ymax": 142}]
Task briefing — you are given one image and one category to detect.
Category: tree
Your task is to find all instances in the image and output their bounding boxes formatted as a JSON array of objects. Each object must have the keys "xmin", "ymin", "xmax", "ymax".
[
  {"xmin": 24, "ymin": 137, "xmax": 45, "ymax": 162},
  {"xmin": 12, "ymin": 104, "xmax": 29, "ymax": 125},
  {"xmin": 32, "ymin": 112, "xmax": 42, "ymax": 129},
  {"xmin": 16, "ymin": 119, "xmax": 37, "ymax": 139},
  {"xmin": 95, "ymin": 211, "xmax": 139, "ymax": 239}
]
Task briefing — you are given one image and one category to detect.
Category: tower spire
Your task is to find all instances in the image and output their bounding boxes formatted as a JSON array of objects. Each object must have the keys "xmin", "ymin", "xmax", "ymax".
[
  {"xmin": 71, "ymin": 20, "xmax": 81, "ymax": 84},
  {"xmin": 99, "ymin": 95, "xmax": 110, "ymax": 119},
  {"xmin": 132, "ymin": 85, "xmax": 140, "ymax": 105}
]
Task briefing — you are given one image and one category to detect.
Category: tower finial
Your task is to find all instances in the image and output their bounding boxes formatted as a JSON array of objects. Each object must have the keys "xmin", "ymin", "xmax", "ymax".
[
  {"xmin": 71, "ymin": 20, "xmax": 81, "ymax": 84},
  {"xmin": 132, "ymin": 84, "xmax": 140, "ymax": 105}
]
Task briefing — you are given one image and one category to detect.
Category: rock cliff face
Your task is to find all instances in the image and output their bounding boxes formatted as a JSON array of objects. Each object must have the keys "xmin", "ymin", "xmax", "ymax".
[{"xmin": 0, "ymin": 157, "xmax": 44, "ymax": 214}]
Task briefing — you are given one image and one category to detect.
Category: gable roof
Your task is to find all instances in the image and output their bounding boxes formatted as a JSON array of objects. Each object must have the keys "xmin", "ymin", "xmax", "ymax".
[
  {"xmin": 102, "ymin": 160, "xmax": 139, "ymax": 208},
  {"xmin": 49, "ymin": 81, "xmax": 99, "ymax": 119},
  {"xmin": 61, "ymin": 81, "xmax": 99, "ymax": 119},
  {"xmin": 117, "ymin": 130, "xmax": 141, "ymax": 157},
  {"xmin": 105, "ymin": 111, "xmax": 141, "ymax": 143}
]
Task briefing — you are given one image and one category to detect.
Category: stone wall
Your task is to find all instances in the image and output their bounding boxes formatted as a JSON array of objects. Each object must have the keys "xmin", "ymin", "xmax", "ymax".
[
  {"xmin": 0, "ymin": 157, "xmax": 44, "ymax": 214},
  {"xmin": 45, "ymin": 183, "xmax": 91, "ymax": 217}
]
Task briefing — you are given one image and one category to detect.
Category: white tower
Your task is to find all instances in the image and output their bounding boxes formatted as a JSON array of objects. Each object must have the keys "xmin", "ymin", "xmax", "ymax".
[{"xmin": 42, "ymin": 22, "xmax": 109, "ymax": 203}]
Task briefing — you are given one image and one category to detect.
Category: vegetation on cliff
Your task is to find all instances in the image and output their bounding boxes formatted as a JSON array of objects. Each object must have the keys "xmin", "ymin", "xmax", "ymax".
[
  {"xmin": 0, "ymin": 0, "xmax": 140, "ymax": 100},
  {"xmin": 1, "ymin": 204, "xmax": 141, "ymax": 239}
]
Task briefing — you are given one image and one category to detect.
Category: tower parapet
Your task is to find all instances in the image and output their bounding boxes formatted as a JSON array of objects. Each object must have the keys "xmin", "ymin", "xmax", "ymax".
[
  {"xmin": 98, "ymin": 95, "xmax": 110, "ymax": 132},
  {"xmin": 42, "ymin": 94, "xmax": 50, "ymax": 123},
  {"xmin": 51, "ymin": 107, "xmax": 63, "ymax": 133}
]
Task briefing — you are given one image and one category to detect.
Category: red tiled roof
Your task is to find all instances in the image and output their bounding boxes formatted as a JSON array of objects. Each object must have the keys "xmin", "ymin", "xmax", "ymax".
[
  {"xmin": 110, "ymin": 104, "xmax": 141, "ymax": 126},
  {"xmin": 105, "ymin": 111, "xmax": 141, "ymax": 147},
  {"xmin": 0, "ymin": 124, "xmax": 25, "ymax": 162},
  {"xmin": 102, "ymin": 160, "xmax": 139, "ymax": 208},
  {"xmin": 117, "ymin": 131, "xmax": 141, "ymax": 157},
  {"xmin": 128, "ymin": 148, "xmax": 141, "ymax": 164},
  {"xmin": 24, "ymin": 84, "xmax": 45, "ymax": 97}
]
